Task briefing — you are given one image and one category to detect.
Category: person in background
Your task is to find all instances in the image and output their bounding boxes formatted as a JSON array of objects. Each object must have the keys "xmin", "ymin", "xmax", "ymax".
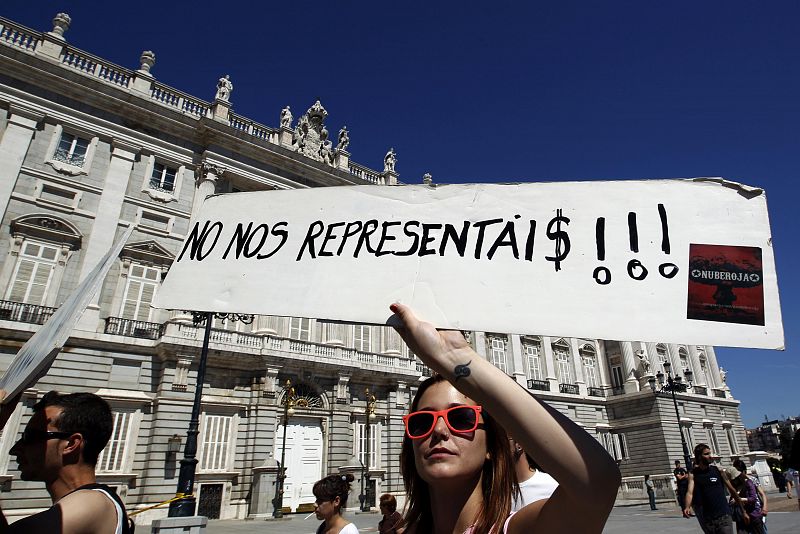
[
  {"xmin": 674, "ymin": 460, "xmax": 690, "ymax": 515},
  {"xmin": 312, "ymin": 473, "xmax": 358, "ymax": 534},
  {"xmin": 788, "ymin": 430, "xmax": 800, "ymax": 511},
  {"xmin": 645, "ymin": 474, "xmax": 657, "ymax": 511},
  {"xmin": 733, "ymin": 459, "xmax": 767, "ymax": 533},
  {"xmin": 725, "ymin": 466, "xmax": 764, "ymax": 534},
  {"xmin": 0, "ymin": 391, "xmax": 131, "ymax": 534},
  {"xmin": 378, "ymin": 493, "xmax": 404, "ymax": 534},
  {"xmin": 684, "ymin": 443, "xmax": 747, "ymax": 534},
  {"xmin": 509, "ymin": 437, "xmax": 558, "ymax": 511}
]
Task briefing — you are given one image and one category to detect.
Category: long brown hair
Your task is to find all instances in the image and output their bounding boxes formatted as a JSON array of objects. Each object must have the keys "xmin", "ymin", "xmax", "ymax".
[{"xmin": 400, "ymin": 375, "xmax": 515, "ymax": 533}]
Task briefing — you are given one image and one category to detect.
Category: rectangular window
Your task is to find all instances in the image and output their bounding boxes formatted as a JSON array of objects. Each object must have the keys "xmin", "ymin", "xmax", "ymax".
[
  {"xmin": 289, "ymin": 317, "xmax": 311, "ymax": 341},
  {"xmin": 489, "ymin": 336, "xmax": 508, "ymax": 373},
  {"xmin": 6, "ymin": 241, "xmax": 59, "ymax": 305},
  {"xmin": 120, "ymin": 264, "xmax": 160, "ymax": 321},
  {"xmin": 139, "ymin": 210, "xmax": 171, "ymax": 232},
  {"xmin": 611, "ymin": 365, "xmax": 623, "ymax": 388},
  {"xmin": 150, "ymin": 162, "xmax": 177, "ymax": 192},
  {"xmin": 39, "ymin": 183, "xmax": 78, "ymax": 206},
  {"xmin": 614, "ymin": 433, "xmax": 629, "ymax": 460},
  {"xmin": 54, "ymin": 132, "xmax": 89, "ymax": 167},
  {"xmin": 96, "ymin": 411, "xmax": 134, "ymax": 473},
  {"xmin": 726, "ymin": 427, "xmax": 739, "ymax": 454},
  {"xmin": 353, "ymin": 325, "xmax": 372, "ymax": 352},
  {"xmin": 681, "ymin": 425, "xmax": 695, "ymax": 450},
  {"xmin": 554, "ymin": 346, "xmax": 572, "ymax": 384},
  {"xmin": 354, "ymin": 421, "xmax": 379, "ymax": 468},
  {"xmin": 200, "ymin": 415, "xmax": 233, "ymax": 471},
  {"xmin": 708, "ymin": 427, "xmax": 721, "ymax": 455},
  {"xmin": 523, "ymin": 343, "xmax": 542, "ymax": 380}
]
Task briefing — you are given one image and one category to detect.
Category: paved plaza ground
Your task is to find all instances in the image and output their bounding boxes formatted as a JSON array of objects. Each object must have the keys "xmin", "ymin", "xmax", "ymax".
[{"xmin": 191, "ymin": 495, "xmax": 800, "ymax": 534}]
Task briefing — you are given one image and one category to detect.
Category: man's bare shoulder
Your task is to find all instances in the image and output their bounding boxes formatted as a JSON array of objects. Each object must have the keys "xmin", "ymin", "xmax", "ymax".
[{"xmin": 57, "ymin": 488, "xmax": 118, "ymax": 534}]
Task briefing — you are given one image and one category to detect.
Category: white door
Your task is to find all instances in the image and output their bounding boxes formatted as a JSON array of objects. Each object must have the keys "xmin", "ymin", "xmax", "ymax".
[{"xmin": 275, "ymin": 420, "xmax": 324, "ymax": 512}]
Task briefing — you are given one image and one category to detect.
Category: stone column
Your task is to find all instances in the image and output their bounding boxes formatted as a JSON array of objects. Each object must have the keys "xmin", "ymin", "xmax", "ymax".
[
  {"xmin": 541, "ymin": 336, "xmax": 558, "ymax": 392},
  {"xmin": 644, "ymin": 342, "xmax": 661, "ymax": 370},
  {"xmin": 705, "ymin": 345, "xmax": 724, "ymax": 389},
  {"xmin": 595, "ymin": 340, "xmax": 611, "ymax": 387},
  {"xmin": 0, "ymin": 106, "xmax": 44, "ymax": 216},
  {"xmin": 190, "ymin": 162, "xmax": 223, "ymax": 223},
  {"xmin": 569, "ymin": 338, "xmax": 586, "ymax": 394},
  {"xmin": 76, "ymin": 140, "xmax": 139, "ymax": 331},
  {"xmin": 687, "ymin": 345, "xmax": 706, "ymax": 385},
  {"xmin": 620, "ymin": 341, "xmax": 639, "ymax": 393},
  {"xmin": 509, "ymin": 334, "xmax": 526, "ymax": 387},
  {"xmin": 473, "ymin": 331, "xmax": 488, "ymax": 359}
]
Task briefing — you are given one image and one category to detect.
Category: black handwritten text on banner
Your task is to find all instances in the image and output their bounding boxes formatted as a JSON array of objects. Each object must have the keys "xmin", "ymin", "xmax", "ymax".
[{"xmin": 153, "ymin": 181, "xmax": 783, "ymax": 349}]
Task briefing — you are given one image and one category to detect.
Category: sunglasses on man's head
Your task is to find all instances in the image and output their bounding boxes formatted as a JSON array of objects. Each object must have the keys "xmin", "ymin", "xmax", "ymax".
[
  {"xmin": 402, "ymin": 405, "xmax": 482, "ymax": 440},
  {"xmin": 16, "ymin": 429, "xmax": 73, "ymax": 445}
]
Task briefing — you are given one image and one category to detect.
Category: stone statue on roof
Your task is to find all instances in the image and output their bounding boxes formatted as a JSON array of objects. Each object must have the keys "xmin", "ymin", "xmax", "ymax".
[
  {"xmin": 280, "ymin": 105, "xmax": 292, "ymax": 128},
  {"xmin": 337, "ymin": 126, "xmax": 350, "ymax": 152},
  {"xmin": 215, "ymin": 75, "xmax": 233, "ymax": 101},
  {"xmin": 384, "ymin": 148, "xmax": 397, "ymax": 173}
]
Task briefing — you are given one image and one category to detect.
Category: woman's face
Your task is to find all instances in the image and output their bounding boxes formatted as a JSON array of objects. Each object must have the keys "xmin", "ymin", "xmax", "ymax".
[
  {"xmin": 314, "ymin": 495, "xmax": 340, "ymax": 521},
  {"xmin": 411, "ymin": 381, "xmax": 488, "ymax": 485}
]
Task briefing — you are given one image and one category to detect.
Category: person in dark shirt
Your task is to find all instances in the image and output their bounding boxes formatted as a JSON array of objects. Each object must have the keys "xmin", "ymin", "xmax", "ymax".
[
  {"xmin": 674, "ymin": 460, "xmax": 689, "ymax": 513},
  {"xmin": 377, "ymin": 493, "xmax": 403, "ymax": 534},
  {"xmin": 684, "ymin": 443, "xmax": 747, "ymax": 534}
]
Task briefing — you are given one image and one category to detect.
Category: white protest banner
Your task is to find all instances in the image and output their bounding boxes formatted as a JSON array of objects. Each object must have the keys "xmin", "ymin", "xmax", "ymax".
[
  {"xmin": 152, "ymin": 180, "xmax": 783, "ymax": 349},
  {"xmin": 0, "ymin": 226, "xmax": 134, "ymax": 403}
]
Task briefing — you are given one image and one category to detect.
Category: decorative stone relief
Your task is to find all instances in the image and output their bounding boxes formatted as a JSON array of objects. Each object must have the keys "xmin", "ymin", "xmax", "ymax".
[
  {"xmin": 172, "ymin": 358, "xmax": 192, "ymax": 391},
  {"xmin": 335, "ymin": 373, "xmax": 351, "ymax": 404},
  {"xmin": 196, "ymin": 162, "xmax": 225, "ymax": 185},
  {"xmin": 291, "ymin": 100, "xmax": 335, "ymax": 167}
]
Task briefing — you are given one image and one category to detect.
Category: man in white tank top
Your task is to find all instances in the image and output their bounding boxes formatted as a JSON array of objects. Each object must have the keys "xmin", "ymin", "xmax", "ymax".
[
  {"xmin": 0, "ymin": 391, "xmax": 130, "ymax": 533},
  {"xmin": 510, "ymin": 436, "xmax": 560, "ymax": 511}
]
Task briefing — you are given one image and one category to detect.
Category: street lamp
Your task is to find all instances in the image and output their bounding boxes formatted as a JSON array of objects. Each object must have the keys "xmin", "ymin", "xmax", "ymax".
[
  {"xmin": 272, "ymin": 379, "xmax": 296, "ymax": 518},
  {"xmin": 360, "ymin": 387, "xmax": 377, "ymax": 512},
  {"xmin": 648, "ymin": 361, "xmax": 694, "ymax": 471},
  {"xmin": 168, "ymin": 311, "xmax": 253, "ymax": 517}
]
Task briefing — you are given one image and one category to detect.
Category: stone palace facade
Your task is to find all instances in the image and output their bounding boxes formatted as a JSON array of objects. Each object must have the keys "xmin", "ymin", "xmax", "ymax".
[{"xmin": 0, "ymin": 13, "xmax": 752, "ymax": 524}]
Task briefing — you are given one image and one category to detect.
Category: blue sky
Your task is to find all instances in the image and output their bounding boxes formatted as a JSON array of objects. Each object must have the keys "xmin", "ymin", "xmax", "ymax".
[{"xmin": 4, "ymin": 2, "xmax": 798, "ymax": 427}]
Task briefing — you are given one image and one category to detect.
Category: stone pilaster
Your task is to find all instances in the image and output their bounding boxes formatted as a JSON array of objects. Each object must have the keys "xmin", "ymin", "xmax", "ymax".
[
  {"xmin": 76, "ymin": 140, "xmax": 139, "ymax": 331},
  {"xmin": 705, "ymin": 345, "xmax": 723, "ymax": 389},
  {"xmin": 0, "ymin": 106, "xmax": 44, "ymax": 216},
  {"xmin": 620, "ymin": 341, "xmax": 639, "ymax": 393},
  {"xmin": 541, "ymin": 336, "xmax": 558, "ymax": 392},
  {"xmin": 687, "ymin": 345, "xmax": 706, "ymax": 385},
  {"xmin": 190, "ymin": 162, "xmax": 223, "ymax": 222},
  {"xmin": 595, "ymin": 340, "xmax": 611, "ymax": 387},
  {"xmin": 569, "ymin": 338, "xmax": 586, "ymax": 394},
  {"xmin": 509, "ymin": 334, "xmax": 526, "ymax": 386}
]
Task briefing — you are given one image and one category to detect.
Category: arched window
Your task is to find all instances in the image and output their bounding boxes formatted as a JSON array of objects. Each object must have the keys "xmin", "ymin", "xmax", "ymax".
[
  {"xmin": 1, "ymin": 215, "xmax": 82, "ymax": 310},
  {"xmin": 553, "ymin": 339, "xmax": 572, "ymax": 384},
  {"xmin": 522, "ymin": 337, "xmax": 543, "ymax": 380},
  {"xmin": 698, "ymin": 353, "xmax": 709, "ymax": 385},
  {"xmin": 580, "ymin": 344, "xmax": 599, "ymax": 388},
  {"xmin": 655, "ymin": 344, "xmax": 669, "ymax": 376},
  {"xmin": 678, "ymin": 347, "xmax": 690, "ymax": 375}
]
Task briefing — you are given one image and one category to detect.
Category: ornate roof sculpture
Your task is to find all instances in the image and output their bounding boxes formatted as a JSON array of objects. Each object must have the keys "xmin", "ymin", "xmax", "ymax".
[{"xmin": 292, "ymin": 100, "xmax": 335, "ymax": 167}]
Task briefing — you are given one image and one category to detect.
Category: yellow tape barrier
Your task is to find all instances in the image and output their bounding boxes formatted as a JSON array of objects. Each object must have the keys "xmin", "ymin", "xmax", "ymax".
[{"xmin": 128, "ymin": 493, "xmax": 192, "ymax": 517}]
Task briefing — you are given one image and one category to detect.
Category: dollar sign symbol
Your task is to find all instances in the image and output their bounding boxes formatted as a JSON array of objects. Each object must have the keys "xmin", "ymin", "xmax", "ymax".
[{"xmin": 546, "ymin": 209, "xmax": 570, "ymax": 271}]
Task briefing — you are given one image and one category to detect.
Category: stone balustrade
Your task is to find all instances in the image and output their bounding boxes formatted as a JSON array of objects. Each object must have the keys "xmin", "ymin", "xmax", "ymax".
[
  {"xmin": 0, "ymin": 14, "xmax": 384, "ymax": 183},
  {"xmin": 163, "ymin": 322, "xmax": 416, "ymax": 374},
  {"xmin": 0, "ymin": 19, "xmax": 38, "ymax": 52}
]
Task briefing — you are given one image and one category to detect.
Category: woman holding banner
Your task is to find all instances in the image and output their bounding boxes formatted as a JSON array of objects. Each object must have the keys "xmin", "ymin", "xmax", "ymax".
[{"xmin": 390, "ymin": 303, "xmax": 620, "ymax": 534}]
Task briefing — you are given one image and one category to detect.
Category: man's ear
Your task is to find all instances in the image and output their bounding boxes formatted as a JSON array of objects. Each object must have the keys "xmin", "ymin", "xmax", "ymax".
[{"xmin": 62, "ymin": 433, "xmax": 84, "ymax": 458}]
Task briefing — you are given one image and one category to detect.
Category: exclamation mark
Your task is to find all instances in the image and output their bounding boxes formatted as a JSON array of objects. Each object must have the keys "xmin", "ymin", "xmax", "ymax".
[
  {"xmin": 593, "ymin": 217, "xmax": 611, "ymax": 285},
  {"xmin": 627, "ymin": 211, "xmax": 648, "ymax": 280},
  {"xmin": 658, "ymin": 204, "xmax": 679, "ymax": 279}
]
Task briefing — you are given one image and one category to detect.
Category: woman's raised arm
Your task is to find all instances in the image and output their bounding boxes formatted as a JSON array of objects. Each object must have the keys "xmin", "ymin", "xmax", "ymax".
[{"xmin": 390, "ymin": 303, "xmax": 621, "ymax": 534}]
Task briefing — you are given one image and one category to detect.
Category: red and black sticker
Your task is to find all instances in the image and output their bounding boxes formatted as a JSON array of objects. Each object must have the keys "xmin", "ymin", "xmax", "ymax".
[{"xmin": 687, "ymin": 244, "xmax": 764, "ymax": 326}]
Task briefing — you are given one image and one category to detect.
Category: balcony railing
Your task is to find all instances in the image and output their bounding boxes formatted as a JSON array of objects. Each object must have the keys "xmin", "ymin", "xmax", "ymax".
[
  {"xmin": 559, "ymin": 383, "xmax": 579, "ymax": 395},
  {"xmin": 610, "ymin": 386, "xmax": 625, "ymax": 396},
  {"xmin": 104, "ymin": 317, "xmax": 164, "ymax": 340},
  {"xmin": 588, "ymin": 386, "xmax": 605, "ymax": 397},
  {"xmin": 0, "ymin": 300, "xmax": 57, "ymax": 325},
  {"xmin": 713, "ymin": 389, "xmax": 726, "ymax": 399},
  {"xmin": 693, "ymin": 386, "xmax": 708, "ymax": 396},
  {"xmin": 527, "ymin": 379, "xmax": 550, "ymax": 391}
]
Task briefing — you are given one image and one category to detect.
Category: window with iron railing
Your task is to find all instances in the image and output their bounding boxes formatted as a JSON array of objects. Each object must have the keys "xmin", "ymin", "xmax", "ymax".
[
  {"xmin": 53, "ymin": 132, "xmax": 89, "ymax": 167},
  {"xmin": 149, "ymin": 162, "xmax": 177, "ymax": 192}
]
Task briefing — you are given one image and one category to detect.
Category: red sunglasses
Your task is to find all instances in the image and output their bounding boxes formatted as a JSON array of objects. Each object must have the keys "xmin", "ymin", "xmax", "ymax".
[{"xmin": 402, "ymin": 405, "xmax": 482, "ymax": 440}]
